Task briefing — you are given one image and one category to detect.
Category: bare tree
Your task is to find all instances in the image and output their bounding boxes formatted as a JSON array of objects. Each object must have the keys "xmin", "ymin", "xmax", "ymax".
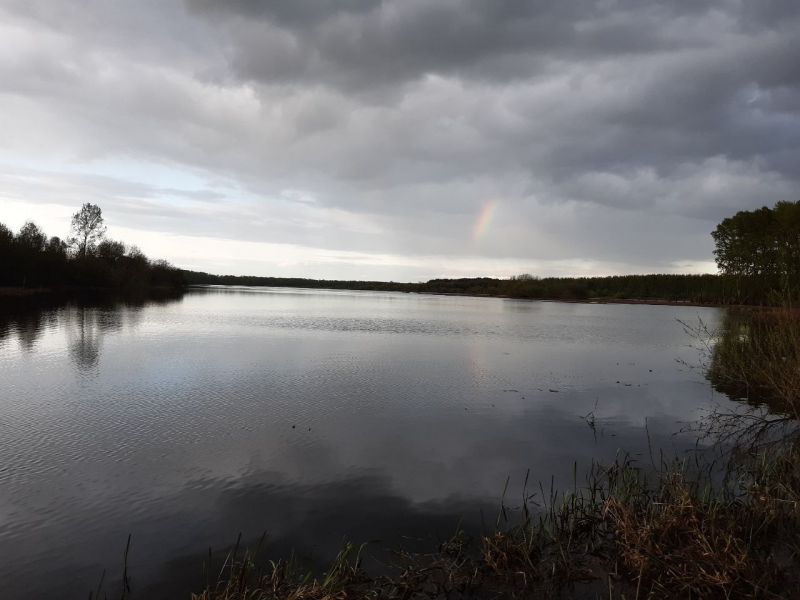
[{"xmin": 70, "ymin": 203, "xmax": 106, "ymax": 257}]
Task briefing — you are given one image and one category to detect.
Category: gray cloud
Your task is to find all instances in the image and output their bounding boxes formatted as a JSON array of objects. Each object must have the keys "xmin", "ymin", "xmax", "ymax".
[
  {"xmin": 0, "ymin": 0, "xmax": 798, "ymax": 278},
  {"xmin": 191, "ymin": 1, "xmax": 794, "ymax": 89}
]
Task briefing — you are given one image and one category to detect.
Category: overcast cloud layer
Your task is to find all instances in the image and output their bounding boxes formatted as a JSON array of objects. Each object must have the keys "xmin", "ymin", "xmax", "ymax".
[{"xmin": 1, "ymin": 0, "xmax": 799, "ymax": 279}]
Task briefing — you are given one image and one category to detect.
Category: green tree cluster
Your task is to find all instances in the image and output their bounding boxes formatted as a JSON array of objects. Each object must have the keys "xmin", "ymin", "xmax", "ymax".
[{"xmin": 712, "ymin": 201, "xmax": 800, "ymax": 298}]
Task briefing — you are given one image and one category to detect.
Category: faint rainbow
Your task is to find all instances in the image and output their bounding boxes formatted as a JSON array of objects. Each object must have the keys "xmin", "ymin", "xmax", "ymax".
[{"xmin": 472, "ymin": 201, "xmax": 497, "ymax": 240}]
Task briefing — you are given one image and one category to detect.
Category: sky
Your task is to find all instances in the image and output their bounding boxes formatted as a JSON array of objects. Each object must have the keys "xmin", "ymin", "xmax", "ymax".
[{"xmin": 1, "ymin": 0, "xmax": 798, "ymax": 281}]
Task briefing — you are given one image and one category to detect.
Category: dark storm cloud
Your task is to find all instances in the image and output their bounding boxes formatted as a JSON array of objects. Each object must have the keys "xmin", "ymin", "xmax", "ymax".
[
  {"xmin": 1, "ymin": 0, "xmax": 799, "ymax": 276},
  {"xmin": 191, "ymin": 0, "xmax": 708, "ymax": 88},
  {"xmin": 189, "ymin": 0, "xmax": 796, "ymax": 85},
  {"xmin": 184, "ymin": 0, "xmax": 800, "ymax": 187}
]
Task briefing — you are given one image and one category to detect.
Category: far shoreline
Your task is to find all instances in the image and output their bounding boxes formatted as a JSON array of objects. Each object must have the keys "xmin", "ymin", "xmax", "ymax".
[
  {"xmin": 0, "ymin": 283, "xmax": 740, "ymax": 309},
  {"xmin": 186, "ymin": 283, "xmax": 733, "ymax": 309}
]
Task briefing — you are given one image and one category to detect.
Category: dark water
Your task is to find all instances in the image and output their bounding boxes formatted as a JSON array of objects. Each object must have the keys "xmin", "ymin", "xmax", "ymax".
[{"xmin": 0, "ymin": 287, "xmax": 736, "ymax": 598}]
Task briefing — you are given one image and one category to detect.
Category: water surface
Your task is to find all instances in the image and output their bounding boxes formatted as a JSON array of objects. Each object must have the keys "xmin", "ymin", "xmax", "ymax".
[{"xmin": 0, "ymin": 287, "xmax": 734, "ymax": 598}]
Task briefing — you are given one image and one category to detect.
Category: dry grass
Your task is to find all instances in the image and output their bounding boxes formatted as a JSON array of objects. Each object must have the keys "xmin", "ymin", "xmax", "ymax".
[
  {"xmin": 190, "ymin": 440, "xmax": 799, "ymax": 599},
  {"xmin": 190, "ymin": 543, "xmax": 369, "ymax": 600},
  {"xmin": 604, "ymin": 474, "xmax": 774, "ymax": 597},
  {"xmin": 708, "ymin": 307, "xmax": 800, "ymax": 418}
]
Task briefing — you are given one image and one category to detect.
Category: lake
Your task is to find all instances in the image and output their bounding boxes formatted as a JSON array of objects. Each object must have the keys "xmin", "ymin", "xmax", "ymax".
[{"xmin": 0, "ymin": 287, "xmax": 736, "ymax": 598}]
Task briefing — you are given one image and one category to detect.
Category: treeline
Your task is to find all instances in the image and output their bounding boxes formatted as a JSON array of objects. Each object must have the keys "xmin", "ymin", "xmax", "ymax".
[
  {"xmin": 0, "ymin": 205, "xmax": 182, "ymax": 291},
  {"xmin": 426, "ymin": 273, "xmax": 782, "ymax": 304},
  {"xmin": 421, "ymin": 274, "xmax": 750, "ymax": 303},
  {"xmin": 186, "ymin": 200, "xmax": 800, "ymax": 306},
  {"xmin": 182, "ymin": 270, "xmax": 418, "ymax": 293},
  {"xmin": 182, "ymin": 271, "xmax": 767, "ymax": 305},
  {"xmin": 5, "ymin": 199, "xmax": 797, "ymax": 304}
]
